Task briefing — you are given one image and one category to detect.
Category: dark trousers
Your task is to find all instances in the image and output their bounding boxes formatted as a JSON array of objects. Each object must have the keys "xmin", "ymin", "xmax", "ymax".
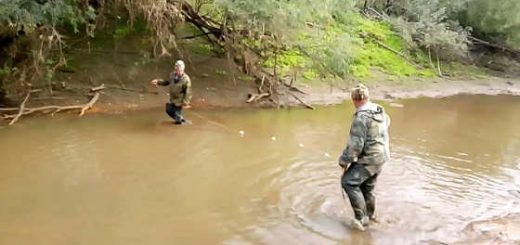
[
  {"xmin": 165, "ymin": 103, "xmax": 185, "ymax": 124},
  {"xmin": 341, "ymin": 163, "xmax": 379, "ymax": 221}
]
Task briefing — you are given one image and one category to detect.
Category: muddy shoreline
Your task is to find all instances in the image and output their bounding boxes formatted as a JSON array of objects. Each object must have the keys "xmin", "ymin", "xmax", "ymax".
[
  {"xmin": 1, "ymin": 77, "xmax": 519, "ymax": 121},
  {"xmin": 284, "ymin": 77, "xmax": 520, "ymax": 108}
]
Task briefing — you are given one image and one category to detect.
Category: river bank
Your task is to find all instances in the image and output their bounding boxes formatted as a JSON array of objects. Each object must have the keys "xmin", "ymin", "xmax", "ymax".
[{"xmin": 1, "ymin": 72, "xmax": 519, "ymax": 124}]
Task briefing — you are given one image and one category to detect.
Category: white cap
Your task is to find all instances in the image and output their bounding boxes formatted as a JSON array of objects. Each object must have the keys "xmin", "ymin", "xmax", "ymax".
[{"xmin": 175, "ymin": 60, "xmax": 185, "ymax": 70}]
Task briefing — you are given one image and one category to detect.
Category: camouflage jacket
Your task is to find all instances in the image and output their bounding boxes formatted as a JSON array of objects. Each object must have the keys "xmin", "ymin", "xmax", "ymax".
[
  {"xmin": 158, "ymin": 73, "xmax": 192, "ymax": 106},
  {"xmin": 339, "ymin": 102, "xmax": 391, "ymax": 173}
]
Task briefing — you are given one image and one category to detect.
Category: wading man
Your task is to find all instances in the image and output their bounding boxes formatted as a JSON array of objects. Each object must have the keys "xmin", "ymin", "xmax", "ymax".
[
  {"xmin": 338, "ymin": 84, "xmax": 390, "ymax": 231},
  {"xmin": 151, "ymin": 60, "xmax": 192, "ymax": 125}
]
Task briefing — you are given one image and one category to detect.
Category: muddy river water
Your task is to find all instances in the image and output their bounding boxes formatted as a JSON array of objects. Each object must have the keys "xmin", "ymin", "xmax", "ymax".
[{"xmin": 0, "ymin": 95, "xmax": 519, "ymax": 244}]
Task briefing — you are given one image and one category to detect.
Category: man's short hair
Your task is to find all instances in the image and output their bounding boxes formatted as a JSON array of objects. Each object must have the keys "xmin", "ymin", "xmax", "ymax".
[
  {"xmin": 175, "ymin": 60, "xmax": 185, "ymax": 71},
  {"xmin": 351, "ymin": 83, "xmax": 369, "ymax": 101}
]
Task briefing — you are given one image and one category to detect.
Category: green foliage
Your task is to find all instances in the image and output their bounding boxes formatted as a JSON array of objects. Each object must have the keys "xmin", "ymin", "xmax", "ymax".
[
  {"xmin": 113, "ymin": 26, "xmax": 131, "ymax": 39},
  {"xmin": 302, "ymin": 69, "xmax": 319, "ymax": 80},
  {"xmin": 258, "ymin": 10, "xmax": 436, "ymax": 80},
  {"xmin": 192, "ymin": 43, "xmax": 215, "ymax": 55},
  {"xmin": 0, "ymin": 0, "xmax": 95, "ymax": 33},
  {"xmin": 387, "ymin": 0, "xmax": 470, "ymax": 59},
  {"xmin": 263, "ymin": 49, "xmax": 308, "ymax": 70},
  {"xmin": 0, "ymin": 66, "xmax": 12, "ymax": 78},
  {"xmin": 215, "ymin": 0, "xmax": 359, "ymax": 78},
  {"xmin": 238, "ymin": 75, "xmax": 253, "ymax": 81},
  {"xmin": 301, "ymin": 25, "xmax": 358, "ymax": 78},
  {"xmin": 215, "ymin": 69, "xmax": 227, "ymax": 75},
  {"xmin": 348, "ymin": 16, "xmax": 435, "ymax": 79},
  {"xmin": 366, "ymin": 0, "xmax": 519, "ymax": 52},
  {"xmin": 0, "ymin": 0, "xmax": 511, "ymax": 96},
  {"xmin": 463, "ymin": 0, "xmax": 520, "ymax": 49},
  {"xmin": 215, "ymin": 0, "xmax": 357, "ymax": 45},
  {"xmin": 350, "ymin": 42, "xmax": 435, "ymax": 79},
  {"xmin": 442, "ymin": 62, "xmax": 489, "ymax": 79}
]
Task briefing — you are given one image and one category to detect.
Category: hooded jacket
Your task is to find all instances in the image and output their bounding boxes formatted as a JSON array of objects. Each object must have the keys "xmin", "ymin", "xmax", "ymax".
[{"xmin": 340, "ymin": 102, "xmax": 391, "ymax": 173}]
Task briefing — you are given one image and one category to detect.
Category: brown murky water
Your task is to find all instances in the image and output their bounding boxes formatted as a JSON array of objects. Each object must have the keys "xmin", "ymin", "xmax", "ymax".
[{"xmin": 0, "ymin": 95, "xmax": 519, "ymax": 245}]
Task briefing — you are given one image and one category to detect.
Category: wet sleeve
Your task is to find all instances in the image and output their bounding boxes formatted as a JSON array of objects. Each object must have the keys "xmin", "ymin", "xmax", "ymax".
[
  {"xmin": 182, "ymin": 76, "xmax": 192, "ymax": 105},
  {"xmin": 339, "ymin": 115, "xmax": 368, "ymax": 163}
]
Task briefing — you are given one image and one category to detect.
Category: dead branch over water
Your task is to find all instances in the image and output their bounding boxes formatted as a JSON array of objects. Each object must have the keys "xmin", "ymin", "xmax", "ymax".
[{"xmin": 1, "ymin": 87, "xmax": 103, "ymax": 126}]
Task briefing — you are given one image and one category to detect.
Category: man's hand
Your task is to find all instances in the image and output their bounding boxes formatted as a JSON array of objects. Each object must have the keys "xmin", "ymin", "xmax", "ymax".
[{"xmin": 150, "ymin": 79, "xmax": 159, "ymax": 86}]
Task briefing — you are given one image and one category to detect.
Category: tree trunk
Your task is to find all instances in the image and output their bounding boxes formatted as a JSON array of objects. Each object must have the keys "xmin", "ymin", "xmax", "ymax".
[
  {"xmin": 436, "ymin": 52, "xmax": 443, "ymax": 77},
  {"xmin": 0, "ymin": 85, "xmax": 5, "ymax": 105},
  {"xmin": 273, "ymin": 48, "xmax": 278, "ymax": 83},
  {"xmin": 428, "ymin": 48, "xmax": 434, "ymax": 69}
]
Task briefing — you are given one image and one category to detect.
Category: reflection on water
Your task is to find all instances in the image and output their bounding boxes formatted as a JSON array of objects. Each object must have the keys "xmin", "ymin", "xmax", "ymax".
[{"xmin": 0, "ymin": 95, "xmax": 519, "ymax": 244}]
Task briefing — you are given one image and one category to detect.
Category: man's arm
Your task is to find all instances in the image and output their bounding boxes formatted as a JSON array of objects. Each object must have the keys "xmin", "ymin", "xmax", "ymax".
[
  {"xmin": 151, "ymin": 78, "xmax": 170, "ymax": 86},
  {"xmin": 339, "ymin": 115, "xmax": 368, "ymax": 167},
  {"xmin": 182, "ymin": 77, "xmax": 192, "ymax": 106}
]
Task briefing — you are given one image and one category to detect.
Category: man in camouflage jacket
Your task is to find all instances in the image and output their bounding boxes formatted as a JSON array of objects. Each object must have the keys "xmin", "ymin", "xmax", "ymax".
[
  {"xmin": 151, "ymin": 60, "xmax": 192, "ymax": 124},
  {"xmin": 338, "ymin": 84, "xmax": 391, "ymax": 231}
]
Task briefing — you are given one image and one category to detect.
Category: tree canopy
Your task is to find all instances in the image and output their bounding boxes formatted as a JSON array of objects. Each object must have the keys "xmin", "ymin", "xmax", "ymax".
[{"xmin": 0, "ymin": 0, "xmax": 519, "ymax": 100}]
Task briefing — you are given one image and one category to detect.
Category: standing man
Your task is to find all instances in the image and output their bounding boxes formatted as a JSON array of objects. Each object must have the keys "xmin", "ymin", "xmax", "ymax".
[
  {"xmin": 338, "ymin": 84, "xmax": 390, "ymax": 231},
  {"xmin": 151, "ymin": 60, "xmax": 192, "ymax": 125}
]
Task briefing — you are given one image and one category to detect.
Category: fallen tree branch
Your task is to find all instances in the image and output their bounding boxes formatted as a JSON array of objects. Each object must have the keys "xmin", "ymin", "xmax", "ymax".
[
  {"xmin": 258, "ymin": 76, "xmax": 265, "ymax": 93},
  {"xmin": 33, "ymin": 96, "xmax": 67, "ymax": 101},
  {"xmin": 283, "ymin": 78, "xmax": 307, "ymax": 95},
  {"xmin": 0, "ymin": 107, "xmax": 19, "ymax": 112},
  {"xmin": 246, "ymin": 92, "xmax": 270, "ymax": 103},
  {"xmin": 369, "ymin": 37, "xmax": 425, "ymax": 69},
  {"xmin": 2, "ymin": 92, "xmax": 101, "ymax": 124},
  {"xmin": 79, "ymin": 92, "xmax": 100, "ymax": 117},
  {"xmin": 469, "ymin": 36, "xmax": 520, "ymax": 56},
  {"xmin": 366, "ymin": 7, "xmax": 385, "ymax": 19},
  {"xmin": 105, "ymin": 85, "xmax": 159, "ymax": 94},
  {"xmin": 8, "ymin": 91, "xmax": 31, "ymax": 125},
  {"xmin": 1, "ymin": 105, "xmax": 84, "ymax": 119},
  {"xmin": 288, "ymin": 92, "xmax": 314, "ymax": 110},
  {"xmin": 90, "ymin": 84, "xmax": 106, "ymax": 92},
  {"xmin": 180, "ymin": 32, "xmax": 213, "ymax": 40}
]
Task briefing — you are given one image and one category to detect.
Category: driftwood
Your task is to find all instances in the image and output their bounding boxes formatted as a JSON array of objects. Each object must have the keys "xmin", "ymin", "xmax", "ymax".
[
  {"xmin": 90, "ymin": 84, "xmax": 106, "ymax": 92},
  {"xmin": 1, "ymin": 89, "xmax": 101, "ymax": 125},
  {"xmin": 288, "ymin": 92, "xmax": 315, "ymax": 110},
  {"xmin": 1, "ymin": 105, "xmax": 84, "ymax": 119},
  {"xmin": 0, "ymin": 107, "xmax": 19, "ymax": 112},
  {"xmin": 79, "ymin": 92, "xmax": 100, "ymax": 116},
  {"xmin": 283, "ymin": 79, "xmax": 307, "ymax": 95},
  {"xmin": 246, "ymin": 93, "xmax": 270, "ymax": 103},
  {"xmin": 8, "ymin": 91, "xmax": 32, "ymax": 125}
]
